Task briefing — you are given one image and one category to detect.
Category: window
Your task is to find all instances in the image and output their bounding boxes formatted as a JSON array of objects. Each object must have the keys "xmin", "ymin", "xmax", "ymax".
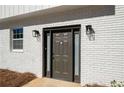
[
  {"xmin": 11, "ymin": 28, "xmax": 23, "ymax": 51},
  {"xmin": 74, "ymin": 32, "xmax": 80, "ymax": 76},
  {"xmin": 47, "ymin": 33, "xmax": 50, "ymax": 72}
]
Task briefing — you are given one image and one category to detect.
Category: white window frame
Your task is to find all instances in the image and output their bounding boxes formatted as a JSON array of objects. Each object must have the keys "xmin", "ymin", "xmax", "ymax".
[{"xmin": 11, "ymin": 28, "xmax": 24, "ymax": 52}]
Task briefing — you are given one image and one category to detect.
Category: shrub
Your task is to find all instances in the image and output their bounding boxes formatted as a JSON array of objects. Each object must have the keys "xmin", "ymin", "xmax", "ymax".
[{"xmin": 111, "ymin": 80, "xmax": 124, "ymax": 87}]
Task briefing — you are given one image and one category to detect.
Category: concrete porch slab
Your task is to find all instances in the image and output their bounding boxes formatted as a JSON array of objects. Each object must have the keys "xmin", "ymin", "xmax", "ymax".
[{"xmin": 23, "ymin": 78, "xmax": 80, "ymax": 87}]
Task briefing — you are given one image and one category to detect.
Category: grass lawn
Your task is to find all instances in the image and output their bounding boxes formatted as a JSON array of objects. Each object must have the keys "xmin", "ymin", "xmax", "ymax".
[{"xmin": 0, "ymin": 69, "xmax": 36, "ymax": 87}]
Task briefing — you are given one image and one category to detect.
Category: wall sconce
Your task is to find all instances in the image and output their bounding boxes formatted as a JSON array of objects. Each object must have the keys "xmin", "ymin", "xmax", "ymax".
[
  {"xmin": 32, "ymin": 30, "xmax": 40, "ymax": 37},
  {"xmin": 86, "ymin": 25, "xmax": 95, "ymax": 41}
]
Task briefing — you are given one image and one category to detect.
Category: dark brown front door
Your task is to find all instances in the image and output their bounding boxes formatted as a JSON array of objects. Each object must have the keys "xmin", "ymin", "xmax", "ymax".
[{"xmin": 52, "ymin": 29, "xmax": 73, "ymax": 81}]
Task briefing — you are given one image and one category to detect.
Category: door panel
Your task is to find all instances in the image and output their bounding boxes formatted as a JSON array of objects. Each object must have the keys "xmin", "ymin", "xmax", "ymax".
[{"xmin": 52, "ymin": 30, "xmax": 73, "ymax": 81}]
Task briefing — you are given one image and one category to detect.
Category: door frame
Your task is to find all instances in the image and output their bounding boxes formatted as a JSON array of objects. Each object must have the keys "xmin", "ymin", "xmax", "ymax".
[{"xmin": 42, "ymin": 24, "xmax": 81, "ymax": 83}]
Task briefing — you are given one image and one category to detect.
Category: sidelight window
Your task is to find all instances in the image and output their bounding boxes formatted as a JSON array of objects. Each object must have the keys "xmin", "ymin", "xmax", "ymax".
[
  {"xmin": 74, "ymin": 32, "xmax": 80, "ymax": 76},
  {"xmin": 47, "ymin": 33, "xmax": 51, "ymax": 72}
]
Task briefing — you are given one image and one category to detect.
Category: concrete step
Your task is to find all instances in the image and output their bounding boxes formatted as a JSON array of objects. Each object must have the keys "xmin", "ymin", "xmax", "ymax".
[{"xmin": 23, "ymin": 78, "xmax": 80, "ymax": 87}]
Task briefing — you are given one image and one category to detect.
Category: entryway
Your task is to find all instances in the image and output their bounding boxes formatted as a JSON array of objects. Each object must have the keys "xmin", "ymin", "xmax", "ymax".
[{"xmin": 43, "ymin": 25, "xmax": 81, "ymax": 83}]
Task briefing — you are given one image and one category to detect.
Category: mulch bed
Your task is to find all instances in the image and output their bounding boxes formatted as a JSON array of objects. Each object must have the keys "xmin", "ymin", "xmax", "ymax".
[{"xmin": 0, "ymin": 69, "xmax": 37, "ymax": 87}]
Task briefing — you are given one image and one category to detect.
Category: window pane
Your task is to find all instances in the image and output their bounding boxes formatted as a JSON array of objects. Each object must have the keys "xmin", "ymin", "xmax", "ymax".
[
  {"xmin": 17, "ymin": 28, "xmax": 23, "ymax": 33},
  {"xmin": 13, "ymin": 28, "xmax": 23, "ymax": 39},
  {"xmin": 17, "ymin": 34, "xmax": 20, "ymax": 38},
  {"xmin": 74, "ymin": 33, "xmax": 79, "ymax": 76},
  {"xmin": 13, "ymin": 40, "xmax": 23, "ymax": 49},
  {"xmin": 13, "ymin": 29, "xmax": 17, "ymax": 34},
  {"xmin": 13, "ymin": 35, "xmax": 17, "ymax": 39},
  {"xmin": 20, "ymin": 34, "xmax": 23, "ymax": 38}
]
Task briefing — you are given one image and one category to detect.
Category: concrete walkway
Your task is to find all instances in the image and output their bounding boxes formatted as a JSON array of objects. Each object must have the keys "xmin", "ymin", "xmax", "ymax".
[{"xmin": 23, "ymin": 78, "xmax": 80, "ymax": 87}]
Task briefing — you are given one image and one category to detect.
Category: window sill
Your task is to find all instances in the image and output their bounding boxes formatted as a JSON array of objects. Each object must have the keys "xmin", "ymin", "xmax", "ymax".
[{"xmin": 12, "ymin": 49, "xmax": 24, "ymax": 53}]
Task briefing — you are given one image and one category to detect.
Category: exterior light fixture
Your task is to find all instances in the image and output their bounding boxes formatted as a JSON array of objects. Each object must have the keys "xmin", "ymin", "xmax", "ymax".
[
  {"xmin": 86, "ymin": 25, "xmax": 95, "ymax": 41},
  {"xmin": 32, "ymin": 30, "xmax": 40, "ymax": 37}
]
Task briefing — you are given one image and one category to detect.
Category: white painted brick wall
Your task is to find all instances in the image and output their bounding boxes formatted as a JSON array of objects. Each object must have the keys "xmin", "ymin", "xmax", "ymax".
[
  {"xmin": 0, "ymin": 26, "xmax": 43, "ymax": 77},
  {"xmin": 80, "ymin": 5, "xmax": 124, "ymax": 86},
  {"xmin": 0, "ymin": 5, "xmax": 124, "ymax": 86}
]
